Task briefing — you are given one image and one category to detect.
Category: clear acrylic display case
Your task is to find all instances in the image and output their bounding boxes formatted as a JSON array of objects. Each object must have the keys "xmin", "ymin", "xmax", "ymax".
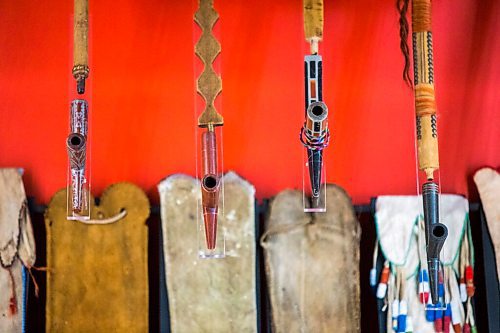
[
  {"xmin": 66, "ymin": 14, "xmax": 91, "ymax": 221},
  {"xmin": 196, "ymin": 125, "xmax": 225, "ymax": 258},
  {"xmin": 416, "ymin": 171, "xmax": 447, "ymax": 311}
]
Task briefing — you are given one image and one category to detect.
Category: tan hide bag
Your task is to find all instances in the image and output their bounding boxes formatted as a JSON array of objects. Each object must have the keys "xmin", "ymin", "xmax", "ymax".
[
  {"xmin": 45, "ymin": 182, "xmax": 149, "ymax": 332},
  {"xmin": 474, "ymin": 167, "xmax": 500, "ymax": 279},
  {"xmin": 0, "ymin": 168, "xmax": 36, "ymax": 332},
  {"xmin": 261, "ymin": 185, "xmax": 361, "ymax": 333},
  {"xmin": 159, "ymin": 172, "xmax": 257, "ymax": 332}
]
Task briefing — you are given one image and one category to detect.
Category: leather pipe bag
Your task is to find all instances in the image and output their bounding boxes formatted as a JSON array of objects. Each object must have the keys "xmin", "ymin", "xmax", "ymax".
[
  {"xmin": 0, "ymin": 168, "xmax": 36, "ymax": 332},
  {"xmin": 158, "ymin": 172, "xmax": 258, "ymax": 332},
  {"xmin": 261, "ymin": 185, "xmax": 361, "ymax": 333},
  {"xmin": 45, "ymin": 182, "xmax": 149, "ymax": 332}
]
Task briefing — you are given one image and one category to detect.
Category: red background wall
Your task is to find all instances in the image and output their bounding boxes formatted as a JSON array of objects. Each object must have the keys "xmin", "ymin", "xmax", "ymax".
[{"xmin": 0, "ymin": 0, "xmax": 498, "ymax": 205}]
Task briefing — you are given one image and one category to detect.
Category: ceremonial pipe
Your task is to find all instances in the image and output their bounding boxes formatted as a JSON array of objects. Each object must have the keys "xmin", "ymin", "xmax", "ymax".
[
  {"xmin": 195, "ymin": 0, "xmax": 223, "ymax": 251},
  {"xmin": 301, "ymin": 0, "xmax": 330, "ymax": 209},
  {"xmin": 67, "ymin": 1, "xmax": 90, "ymax": 217},
  {"xmin": 399, "ymin": 0, "xmax": 448, "ymax": 304}
]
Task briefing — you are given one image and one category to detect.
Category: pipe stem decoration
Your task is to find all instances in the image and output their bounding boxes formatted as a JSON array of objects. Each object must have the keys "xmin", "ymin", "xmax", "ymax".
[
  {"xmin": 67, "ymin": 99, "xmax": 88, "ymax": 215},
  {"xmin": 400, "ymin": 0, "xmax": 448, "ymax": 304},
  {"xmin": 72, "ymin": 0, "xmax": 89, "ymax": 94},
  {"xmin": 195, "ymin": 0, "xmax": 223, "ymax": 251},
  {"xmin": 301, "ymin": 0, "xmax": 330, "ymax": 209}
]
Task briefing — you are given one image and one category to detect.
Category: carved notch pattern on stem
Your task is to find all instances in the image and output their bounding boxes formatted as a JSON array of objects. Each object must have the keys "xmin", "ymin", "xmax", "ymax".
[{"xmin": 195, "ymin": 0, "xmax": 224, "ymax": 127}]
